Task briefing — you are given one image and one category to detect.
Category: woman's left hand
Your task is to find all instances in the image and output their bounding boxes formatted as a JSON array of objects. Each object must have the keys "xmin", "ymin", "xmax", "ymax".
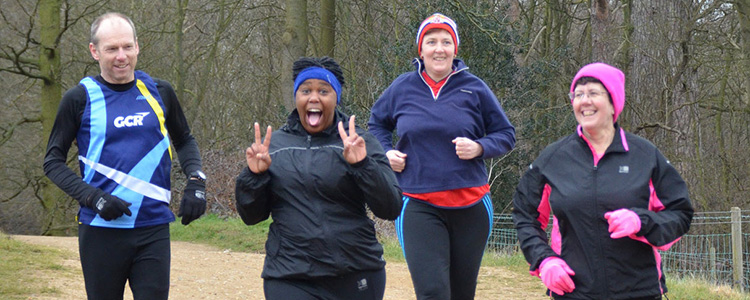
[
  {"xmin": 338, "ymin": 115, "xmax": 367, "ymax": 164},
  {"xmin": 453, "ymin": 137, "xmax": 483, "ymax": 160}
]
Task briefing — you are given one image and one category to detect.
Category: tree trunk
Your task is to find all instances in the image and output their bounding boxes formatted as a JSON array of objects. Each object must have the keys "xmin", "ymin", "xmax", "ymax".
[
  {"xmin": 174, "ymin": 0, "xmax": 188, "ymax": 103},
  {"xmin": 194, "ymin": 0, "xmax": 229, "ymax": 118},
  {"xmin": 38, "ymin": 0, "xmax": 70, "ymax": 236},
  {"xmin": 281, "ymin": 0, "xmax": 308, "ymax": 111},
  {"xmin": 319, "ymin": 0, "xmax": 335, "ymax": 57},
  {"xmin": 735, "ymin": 0, "xmax": 750, "ymax": 110},
  {"xmin": 617, "ymin": 0, "xmax": 633, "ymax": 73},
  {"xmin": 590, "ymin": 0, "xmax": 610, "ymax": 62},
  {"xmin": 630, "ymin": 1, "xmax": 697, "ymax": 205}
]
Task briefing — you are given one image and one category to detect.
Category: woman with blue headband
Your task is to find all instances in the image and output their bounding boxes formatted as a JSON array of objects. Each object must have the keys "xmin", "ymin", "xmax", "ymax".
[
  {"xmin": 234, "ymin": 56, "xmax": 403, "ymax": 299},
  {"xmin": 369, "ymin": 13, "xmax": 516, "ymax": 299}
]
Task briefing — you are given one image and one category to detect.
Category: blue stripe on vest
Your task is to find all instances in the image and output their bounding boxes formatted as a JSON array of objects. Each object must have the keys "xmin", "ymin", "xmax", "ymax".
[{"xmin": 80, "ymin": 77, "xmax": 107, "ymax": 183}]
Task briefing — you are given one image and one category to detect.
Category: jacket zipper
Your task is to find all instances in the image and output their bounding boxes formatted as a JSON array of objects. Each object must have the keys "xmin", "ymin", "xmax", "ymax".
[
  {"xmin": 415, "ymin": 59, "xmax": 468, "ymax": 101},
  {"xmin": 593, "ymin": 159, "xmax": 611, "ymax": 298},
  {"xmin": 306, "ymin": 134, "xmax": 342, "ymax": 269}
]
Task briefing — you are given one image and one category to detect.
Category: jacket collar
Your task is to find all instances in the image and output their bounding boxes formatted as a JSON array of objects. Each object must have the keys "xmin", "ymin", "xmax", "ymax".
[
  {"xmin": 412, "ymin": 58, "xmax": 469, "ymax": 75},
  {"xmin": 413, "ymin": 58, "xmax": 468, "ymax": 100},
  {"xmin": 577, "ymin": 122, "xmax": 629, "ymax": 154}
]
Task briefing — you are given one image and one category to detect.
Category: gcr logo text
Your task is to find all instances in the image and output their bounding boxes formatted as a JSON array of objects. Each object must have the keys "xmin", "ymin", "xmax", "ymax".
[{"xmin": 114, "ymin": 112, "xmax": 150, "ymax": 128}]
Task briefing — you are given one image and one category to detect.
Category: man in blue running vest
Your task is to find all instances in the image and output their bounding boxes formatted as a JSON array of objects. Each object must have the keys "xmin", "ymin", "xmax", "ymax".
[{"xmin": 43, "ymin": 12, "xmax": 206, "ymax": 300}]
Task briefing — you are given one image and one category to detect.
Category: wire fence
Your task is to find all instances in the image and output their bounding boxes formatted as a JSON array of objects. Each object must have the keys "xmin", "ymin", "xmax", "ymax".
[{"xmin": 487, "ymin": 209, "xmax": 750, "ymax": 290}]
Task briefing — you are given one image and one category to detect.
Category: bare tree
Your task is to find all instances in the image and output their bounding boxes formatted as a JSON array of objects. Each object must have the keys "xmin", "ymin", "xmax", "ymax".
[
  {"xmin": 0, "ymin": 0, "xmax": 107, "ymax": 235},
  {"xmin": 280, "ymin": 0, "xmax": 309, "ymax": 111},
  {"xmin": 590, "ymin": 0, "xmax": 613, "ymax": 62},
  {"xmin": 735, "ymin": 0, "xmax": 750, "ymax": 108},
  {"xmin": 319, "ymin": 0, "xmax": 336, "ymax": 57}
]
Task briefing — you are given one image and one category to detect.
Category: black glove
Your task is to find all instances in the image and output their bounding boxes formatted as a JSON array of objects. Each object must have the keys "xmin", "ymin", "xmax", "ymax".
[
  {"xmin": 178, "ymin": 179, "xmax": 206, "ymax": 225},
  {"xmin": 85, "ymin": 191, "xmax": 132, "ymax": 221}
]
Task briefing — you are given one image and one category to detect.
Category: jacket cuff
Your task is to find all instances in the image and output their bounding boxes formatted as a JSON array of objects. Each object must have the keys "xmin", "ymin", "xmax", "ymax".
[
  {"xmin": 236, "ymin": 167, "xmax": 270, "ymax": 189},
  {"xmin": 349, "ymin": 156, "xmax": 370, "ymax": 169},
  {"xmin": 630, "ymin": 208, "xmax": 649, "ymax": 237}
]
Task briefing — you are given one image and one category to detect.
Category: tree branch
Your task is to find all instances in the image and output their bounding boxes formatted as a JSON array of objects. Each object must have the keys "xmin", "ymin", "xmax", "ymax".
[
  {"xmin": 633, "ymin": 122, "xmax": 684, "ymax": 137},
  {"xmin": 698, "ymin": 103, "xmax": 750, "ymax": 114},
  {"xmin": 60, "ymin": 0, "xmax": 112, "ymax": 46},
  {"xmin": 0, "ymin": 116, "xmax": 41, "ymax": 148},
  {"xmin": 0, "ymin": 178, "xmax": 31, "ymax": 203}
]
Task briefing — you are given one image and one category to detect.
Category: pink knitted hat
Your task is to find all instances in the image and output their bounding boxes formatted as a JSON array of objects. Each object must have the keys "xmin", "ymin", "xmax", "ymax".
[{"xmin": 570, "ymin": 62, "xmax": 626, "ymax": 122}]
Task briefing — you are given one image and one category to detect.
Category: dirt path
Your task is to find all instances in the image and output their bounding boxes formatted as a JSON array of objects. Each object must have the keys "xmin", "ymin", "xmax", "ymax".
[{"xmin": 12, "ymin": 235, "xmax": 546, "ymax": 299}]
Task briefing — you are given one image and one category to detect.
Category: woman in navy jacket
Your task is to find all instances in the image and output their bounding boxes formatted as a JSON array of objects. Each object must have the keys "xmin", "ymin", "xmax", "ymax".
[
  {"xmin": 369, "ymin": 13, "xmax": 516, "ymax": 299},
  {"xmin": 512, "ymin": 62, "xmax": 693, "ymax": 299}
]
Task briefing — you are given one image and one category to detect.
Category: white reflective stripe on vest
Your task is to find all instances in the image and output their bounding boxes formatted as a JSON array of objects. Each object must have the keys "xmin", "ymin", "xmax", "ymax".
[{"xmin": 78, "ymin": 155, "xmax": 171, "ymax": 204}]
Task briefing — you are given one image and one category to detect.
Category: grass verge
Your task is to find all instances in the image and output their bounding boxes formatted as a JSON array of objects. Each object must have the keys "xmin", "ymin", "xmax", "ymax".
[
  {"xmin": 0, "ymin": 231, "xmax": 73, "ymax": 300},
  {"xmin": 171, "ymin": 214, "xmax": 271, "ymax": 253},
  {"xmin": 666, "ymin": 276, "xmax": 750, "ymax": 300}
]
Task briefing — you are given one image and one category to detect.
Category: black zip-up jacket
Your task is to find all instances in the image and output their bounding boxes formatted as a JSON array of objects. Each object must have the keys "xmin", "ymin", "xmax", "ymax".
[
  {"xmin": 235, "ymin": 109, "xmax": 403, "ymax": 279},
  {"xmin": 513, "ymin": 124, "xmax": 693, "ymax": 299}
]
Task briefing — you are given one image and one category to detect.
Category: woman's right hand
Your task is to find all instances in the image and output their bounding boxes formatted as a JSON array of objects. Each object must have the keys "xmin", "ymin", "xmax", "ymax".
[
  {"xmin": 386, "ymin": 150, "xmax": 407, "ymax": 172},
  {"xmin": 246, "ymin": 122, "xmax": 273, "ymax": 174}
]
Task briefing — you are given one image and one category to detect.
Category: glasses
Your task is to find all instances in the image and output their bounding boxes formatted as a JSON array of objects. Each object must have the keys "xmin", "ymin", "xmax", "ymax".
[{"xmin": 569, "ymin": 90, "xmax": 607, "ymax": 101}]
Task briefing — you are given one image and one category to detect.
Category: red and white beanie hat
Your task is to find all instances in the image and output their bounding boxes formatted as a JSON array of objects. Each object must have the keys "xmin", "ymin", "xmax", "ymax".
[{"xmin": 416, "ymin": 13, "xmax": 459, "ymax": 55}]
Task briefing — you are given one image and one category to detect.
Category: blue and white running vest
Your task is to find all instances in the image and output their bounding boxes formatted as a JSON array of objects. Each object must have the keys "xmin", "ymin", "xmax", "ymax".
[{"xmin": 77, "ymin": 71, "xmax": 175, "ymax": 228}]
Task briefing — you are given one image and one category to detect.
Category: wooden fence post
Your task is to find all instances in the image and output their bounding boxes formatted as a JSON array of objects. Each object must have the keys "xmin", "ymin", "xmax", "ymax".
[{"xmin": 731, "ymin": 207, "xmax": 744, "ymax": 292}]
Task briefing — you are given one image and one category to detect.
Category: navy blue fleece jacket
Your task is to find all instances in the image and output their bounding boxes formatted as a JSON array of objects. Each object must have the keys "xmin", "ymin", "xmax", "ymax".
[{"xmin": 368, "ymin": 58, "xmax": 515, "ymax": 194}]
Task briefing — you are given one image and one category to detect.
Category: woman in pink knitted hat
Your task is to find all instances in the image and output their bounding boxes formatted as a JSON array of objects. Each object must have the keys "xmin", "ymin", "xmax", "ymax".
[
  {"xmin": 512, "ymin": 62, "xmax": 693, "ymax": 299},
  {"xmin": 369, "ymin": 13, "xmax": 516, "ymax": 299}
]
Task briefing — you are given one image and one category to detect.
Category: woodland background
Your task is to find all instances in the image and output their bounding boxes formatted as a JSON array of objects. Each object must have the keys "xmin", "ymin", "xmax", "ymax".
[{"xmin": 1, "ymin": 0, "xmax": 748, "ymax": 236}]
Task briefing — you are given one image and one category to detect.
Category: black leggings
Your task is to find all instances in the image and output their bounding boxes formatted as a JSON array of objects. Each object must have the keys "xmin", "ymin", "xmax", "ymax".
[
  {"xmin": 396, "ymin": 195, "xmax": 493, "ymax": 300},
  {"xmin": 263, "ymin": 268, "xmax": 386, "ymax": 300},
  {"xmin": 78, "ymin": 224, "xmax": 170, "ymax": 300}
]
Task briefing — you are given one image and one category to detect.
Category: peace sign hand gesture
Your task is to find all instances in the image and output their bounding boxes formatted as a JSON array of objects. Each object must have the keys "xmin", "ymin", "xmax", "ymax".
[
  {"xmin": 338, "ymin": 115, "xmax": 367, "ymax": 165},
  {"xmin": 246, "ymin": 122, "xmax": 273, "ymax": 174}
]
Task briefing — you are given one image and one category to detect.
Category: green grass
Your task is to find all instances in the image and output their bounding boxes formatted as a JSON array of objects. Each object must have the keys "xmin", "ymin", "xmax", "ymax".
[
  {"xmin": 666, "ymin": 276, "xmax": 750, "ymax": 300},
  {"xmin": 0, "ymin": 231, "xmax": 71, "ymax": 300},
  {"xmin": 481, "ymin": 251, "xmax": 533, "ymax": 273},
  {"xmin": 172, "ymin": 214, "xmax": 271, "ymax": 252},
  {"xmin": 379, "ymin": 234, "xmax": 406, "ymax": 262}
]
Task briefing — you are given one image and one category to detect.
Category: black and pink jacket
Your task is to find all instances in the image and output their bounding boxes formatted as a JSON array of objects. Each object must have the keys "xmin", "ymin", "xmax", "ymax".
[{"xmin": 512, "ymin": 123, "xmax": 693, "ymax": 299}]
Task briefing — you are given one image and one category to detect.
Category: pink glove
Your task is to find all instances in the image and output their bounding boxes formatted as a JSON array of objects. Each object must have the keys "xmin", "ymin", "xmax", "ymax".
[
  {"xmin": 539, "ymin": 256, "xmax": 576, "ymax": 295},
  {"xmin": 604, "ymin": 208, "xmax": 641, "ymax": 239}
]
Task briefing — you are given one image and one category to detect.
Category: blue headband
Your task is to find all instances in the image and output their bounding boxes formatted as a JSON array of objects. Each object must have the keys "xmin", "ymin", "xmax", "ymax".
[{"xmin": 293, "ymin": 67, "xmax": 342, "ymax": 104}]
